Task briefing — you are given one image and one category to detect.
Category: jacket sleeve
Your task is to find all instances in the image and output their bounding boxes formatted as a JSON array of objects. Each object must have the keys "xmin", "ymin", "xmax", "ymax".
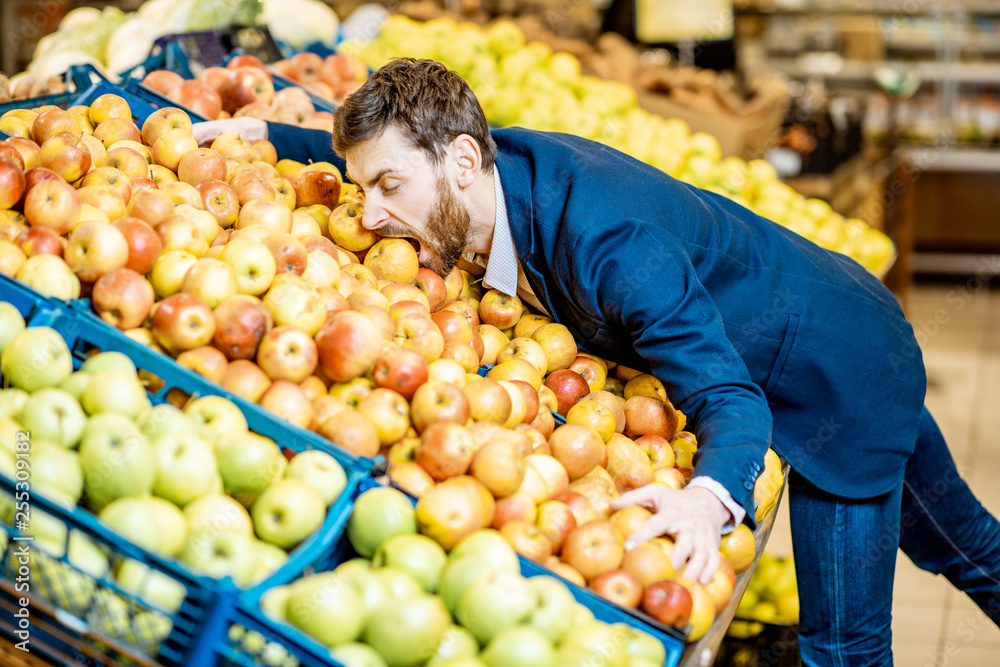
[
  {"xmin": 264, "ymin": 123, "xmax": 346, "ymax": 172},
  {"xmin": 569, "ymin": 219, "xmax": 771, "ymax": 525}
]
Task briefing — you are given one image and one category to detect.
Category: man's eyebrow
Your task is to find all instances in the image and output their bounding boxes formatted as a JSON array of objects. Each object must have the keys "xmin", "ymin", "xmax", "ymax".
[{"xmin": 348, "ymin": 168, "xmax": 394, "ymax": 189}]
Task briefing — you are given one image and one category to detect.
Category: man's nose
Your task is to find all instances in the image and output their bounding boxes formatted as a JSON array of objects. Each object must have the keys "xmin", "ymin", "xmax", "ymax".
[{"xmin": 361, "ymin": 202, "xmax": 386, "ymax": 231}]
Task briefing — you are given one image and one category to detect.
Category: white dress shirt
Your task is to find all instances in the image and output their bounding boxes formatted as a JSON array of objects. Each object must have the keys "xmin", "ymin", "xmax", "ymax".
[{"xmin": 467, "ymin": 167, "xmax": 746, "ymax": 531}]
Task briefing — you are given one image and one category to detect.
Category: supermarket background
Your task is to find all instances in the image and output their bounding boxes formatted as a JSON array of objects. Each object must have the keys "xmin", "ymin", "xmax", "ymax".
[{"xmin": 1, "ymin": 0, "xmax": 999, "ymax": 665}]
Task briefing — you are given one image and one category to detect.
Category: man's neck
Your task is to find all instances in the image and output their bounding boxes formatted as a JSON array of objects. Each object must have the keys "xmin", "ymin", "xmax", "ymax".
[{"xmin": 464, "ymin": 166, "xmax": 498, "ymax": 255}]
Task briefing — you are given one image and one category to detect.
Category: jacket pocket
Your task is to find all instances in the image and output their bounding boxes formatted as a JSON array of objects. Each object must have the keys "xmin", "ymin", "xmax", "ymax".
[{"xmin": 763, "ymin": 313, "xmax": 800, "ymax": 395}]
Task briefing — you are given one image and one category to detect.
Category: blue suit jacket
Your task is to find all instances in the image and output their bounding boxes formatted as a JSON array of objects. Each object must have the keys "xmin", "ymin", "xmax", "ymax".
[
  {"xmin": 294, "ymin": 124, "xmax": 926, "ymax": 522},
  {"xmin": 492, "ymin": 128, "xmax": 927, "ymax": 524}
]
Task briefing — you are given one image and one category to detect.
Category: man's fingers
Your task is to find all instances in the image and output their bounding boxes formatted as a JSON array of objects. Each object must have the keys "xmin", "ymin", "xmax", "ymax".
[
  {"xmin": 681, "ymin": 536, "xmax": 709, "ymax": 582},
  {"xmin": 700, "ymin": 545, "xmax": 720, "ymax": 586},
  {"xmin": 669, "ymin": 531, "xmax": 694, "ymax": 572},
  {"xmin": 611, "ymin": 485, "xmax": 662, "ymax": 512},
  {"xmin": 623, "ymin": 513, "xmax": 673, "ymax": 551}
]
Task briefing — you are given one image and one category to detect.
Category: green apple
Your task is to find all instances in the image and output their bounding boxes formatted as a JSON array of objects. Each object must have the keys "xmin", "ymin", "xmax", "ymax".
[
  {"xmin": 137, "ymin": 403, "xmax": 196, "ymax": 441},
  {"xmin": 284, "ymin": 450, "xmax": 347, "ymax": 508},
  {"xmin": 449, "ymin": 530, "xmax": 519, "ymax": 572},
  {"xmin": 438, "ymin": 556, "xmax": 496, "ymax": 614},
  {"xmin": 481, "ymin": 624, "xmax": 555, "ymax": 667},
  {"xmin": 183, "ymin": 493, "xmax": 254, "ymax": 537},
  {"xmin": 334, "ymin": 559, "xmax": 390, "ymax": 619},
  {"xmin": 0, "ymin": 417, "xmax": 23, "ymax": 460},
  {"xmin": 58, "ymin": 371, "xmax": 92, "ymax": 402},
  {"xmin": 560, "ymin": 622, "xmax": 627, "ymax": 667},
  {"xmin": 131, "ymin": 609, "xmax": 173, "ymax": 656},
  {"xmin": 184, "ymin": 395, "xmax": 248, "ymax": 445},
  {"xmin": 285, "ymin": 572, "xmax": 365, "ymax": 647},
  {"xmin": 251, "ymin": 478, "xmax": 325, "ymax": 549},
  {"xmin": 570, "ymin": 603, "xmax": 595, "ymax": 627},
  {"xmin": 181, "ymin": 529, "xmax": 257, "ymax": 586},
  {"xmin": 455, "ymin": 571, "xmax": 537, "ymax": 645},
  {"xmin": 429, "ymin": 625, "xmax": 478, "ymax": 663},
  {"xmin": 364, "ymin": 593, "xmax": 450, "ymax": 667},
  {"xmin": 0, "ymin": 302, "xmax": 26, "ymax": 355},
  {"xmin": 372, "ymin": 534, "xmax": 446, "ymax": 594},
  {"xmin": 19, "ymin": 388, "xmax": 87, "ymax": 449},
  {"xmin": 81, "ymin": 371, "xmax": 149, "ymax": 419},
  {"xmin": 373, "ymin": 566, "xmax": 423, "ymax": 601},
  {"xmin": 117, "ymin": 558, "xmax": 186, "ymax": 614},
  {"xmin": 145, "ymin": 496, "xmax": 189, "ymax": 556},
  {"xmin": 621, "ymin": 624, "xmax": 666, "ymax": 666},
  {"xmin": 152, "ymin": 432, "xmax": 219, "ymax": 507},
  {"xmin": 216, "ymin": 432, "xmax": 283, "ymax": 497},
  {"xmin": 30, "ymin": 438, "xmax": 83, "ymax": 504},
  {"xmin": 259, "ymin": 584, "xmax": 292, "ymax": 620},
  {"xmin": 1, "ymin": 326, "xmax": 73, "ymax": 392},
  {"xmin": 486, "ymin": 20, "xmax": 524, "ymax": 56},
  {"xmin": 18, "ymin": 504, "xmax": 69, "ymax": 555},
  {"xmin": 0, "ymin": 388, "xmax": 29, "ymax": 419},
  {"xmin": 249, "ymin": 540, "xmax": 288, "ymax": 585},
  {"xmin": 79, "ymin": 413, "xmax": 154, "ymax": 510},
  {"xmin": 99, "ymin": 497, "xmax": 162, "ymax": 552},
  {"xmin": 529, "ymin": 576, "xmax": 576, "ymax": 644},
  {"xmin": 80, "ymin": 350, "xmax": 137, "ymax": 375},
  {"xmin": 333, "ymin": 642, "xmax": 389, "ymax": 667},
  {"xmin": 347, "ymin": 487, "xmax": 416, "ymax": 558}
]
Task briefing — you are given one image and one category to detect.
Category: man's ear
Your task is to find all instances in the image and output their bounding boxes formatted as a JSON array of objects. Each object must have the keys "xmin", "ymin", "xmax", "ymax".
[{"xmin": 451, "ymin": 134, "xmax": 482, "ymax": 189}]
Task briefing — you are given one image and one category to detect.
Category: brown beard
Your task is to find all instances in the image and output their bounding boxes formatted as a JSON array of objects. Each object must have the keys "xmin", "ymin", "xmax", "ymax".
[{"xmin": 419, "ymin": 175, "xmax": 471, "ymax": 277}]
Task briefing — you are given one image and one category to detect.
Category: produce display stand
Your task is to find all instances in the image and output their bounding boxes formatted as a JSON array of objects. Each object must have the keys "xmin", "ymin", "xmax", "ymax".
[
  {"xmin": 677, "ymin": 466, "xmax": 790, "ymax": 666},
  {"xmin": 0, "ymin": 275, "xmax": 376, "ymax": 667},
  {"xmin": 218, "ymin": 478, "xmax": 687, "ymax": 667}
]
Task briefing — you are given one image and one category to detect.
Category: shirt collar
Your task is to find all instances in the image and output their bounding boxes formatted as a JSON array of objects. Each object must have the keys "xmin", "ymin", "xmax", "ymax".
[{"xmin": 481, "ymin": 166, "xmax": 519, "ymax": 297}]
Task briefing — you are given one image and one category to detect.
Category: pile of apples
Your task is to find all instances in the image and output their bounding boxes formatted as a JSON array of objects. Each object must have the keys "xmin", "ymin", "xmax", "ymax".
[
  {"xmin": 349, "ymin": 15, "xmax": 895, "ymax": 275},
  {"xmin": 251, "ymin": 485, "xmax": 669, "ymax": 667},
  {"xmin": 0, "ymin": 306, "xmax": 350, "ymax": 655},
  {"xmin": 138, "ymin": 52, "xmax": 365, "ymax": 128},
  {"xmin": 272, "ymin": 50, "xmax": 370, "ymax": 102}
]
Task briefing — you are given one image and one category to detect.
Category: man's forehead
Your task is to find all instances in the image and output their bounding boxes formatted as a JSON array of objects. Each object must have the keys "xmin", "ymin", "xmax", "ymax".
[{"xmin": 345, "ymin": 127, "xmax": 426, "ymax": 185}]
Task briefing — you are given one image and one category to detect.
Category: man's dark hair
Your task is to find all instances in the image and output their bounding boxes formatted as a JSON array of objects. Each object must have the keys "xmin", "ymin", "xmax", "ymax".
[{"xmin": 332, "ymin": 58, "xmax": 497, "ymax": 173}]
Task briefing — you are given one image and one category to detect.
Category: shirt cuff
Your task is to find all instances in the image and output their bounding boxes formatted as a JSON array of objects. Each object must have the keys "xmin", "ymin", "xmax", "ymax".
[{"xmin": 687, "ymin": 476, "xmax": 746, "ymax": 533}]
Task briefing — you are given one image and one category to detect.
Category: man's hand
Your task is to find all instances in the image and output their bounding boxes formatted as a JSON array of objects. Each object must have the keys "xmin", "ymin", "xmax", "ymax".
[
  {"xmin": 191, "ymin": 118, "xmax": 268, "ymax": 146},
  {"xmin": 610, "ymin": 485, "xmax": 732, "ymax": 585}
]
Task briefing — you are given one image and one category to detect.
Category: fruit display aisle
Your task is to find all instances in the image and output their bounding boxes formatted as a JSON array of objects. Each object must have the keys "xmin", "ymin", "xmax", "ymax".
[{"xmin": 0, "ymin": 4, "xmax": 906, "ymax": 665}]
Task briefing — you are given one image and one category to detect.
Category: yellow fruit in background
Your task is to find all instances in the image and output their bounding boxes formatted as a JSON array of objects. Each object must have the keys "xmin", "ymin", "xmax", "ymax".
[
  {"xmin": 275, "ymin": 159, "xmax": 305, "ymax": 176},
  {"xmin": 719, "ymin": 524, "xmax": 755, "ymax": 574}
]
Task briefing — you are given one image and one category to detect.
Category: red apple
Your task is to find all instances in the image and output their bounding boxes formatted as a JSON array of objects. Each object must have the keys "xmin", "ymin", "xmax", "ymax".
[
  {"xmin": 291, "ymin": 170, "xmax": 340, "ymax": 209},
  {"xmin": 151, "ymin": 292, "xmax": 217, "ymax": 354},
  {"xmin": 544, "ymin": 369, "xmax": 592, "ymax": 416},
  {"xmin": 15, "ymin": 227, "xmax": 64, "ymax": 257},
  {"xmin": 315, "ymin": 310, "xmax": 382, "ymax": 382},
  {"xmin": 24, "ymin": 179, "xmax": 80, "ymax": 235},
  {"xmin": 256, "ymin": 325, "xmax": 318, "ymax": 383},
  {"xmin": 0, "ymin": 159, "xmax": 26, "ymax": 210},
  {"xmin": 142, "ymin": 70, "xmax": 184, "ymax": 94},
  {"xmin": 372, "ymin": 346, "xmax": 429, "ymax": 400},
  {"xmin": 92, "ymin": 268, "xmax": 155, "ymax": 329},
  {"xmin": 591, "ymin": 569, "xmax": 643, "ymax": 609},
  {"xmin": 642, "ymin": 580, "xmax": 693, "ymax": 628},
  {"xmin": 112, "ymin": 216, "xmax": 162, "ymax": 275},
  {"xmin": 212, "ymin": 293, "xmax": 273, "ymax": 361},
  {"xmin": 167, "ymin": 80, "xmax": 223, "ymax": 120}
]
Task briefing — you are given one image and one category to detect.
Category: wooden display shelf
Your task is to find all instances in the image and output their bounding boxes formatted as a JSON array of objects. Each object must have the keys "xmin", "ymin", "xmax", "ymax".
[{"xmin": 678, "ymin": 465, "xmax": 790, "ymax": 666}]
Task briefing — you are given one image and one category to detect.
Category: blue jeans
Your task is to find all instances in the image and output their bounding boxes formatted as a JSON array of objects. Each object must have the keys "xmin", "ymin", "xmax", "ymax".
[{"xmin": 789, "ymin": 406, "xmax": 1000, "ymax": 666}]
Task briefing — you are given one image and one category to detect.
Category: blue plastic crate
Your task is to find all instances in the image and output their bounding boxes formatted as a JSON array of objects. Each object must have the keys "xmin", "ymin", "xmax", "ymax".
[
  {"xmin": 224, "ymin": 478, "xmax": 687, "ymax": 667},
  {"xmin": 0, "ymin": 292, "xmax": 375, "ymax": 664}
]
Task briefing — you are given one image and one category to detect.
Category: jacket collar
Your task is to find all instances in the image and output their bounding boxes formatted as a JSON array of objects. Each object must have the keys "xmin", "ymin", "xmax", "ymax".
[{"xmin": 493, "ymin": 149, "xmax": 558, "ymax": 319}]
